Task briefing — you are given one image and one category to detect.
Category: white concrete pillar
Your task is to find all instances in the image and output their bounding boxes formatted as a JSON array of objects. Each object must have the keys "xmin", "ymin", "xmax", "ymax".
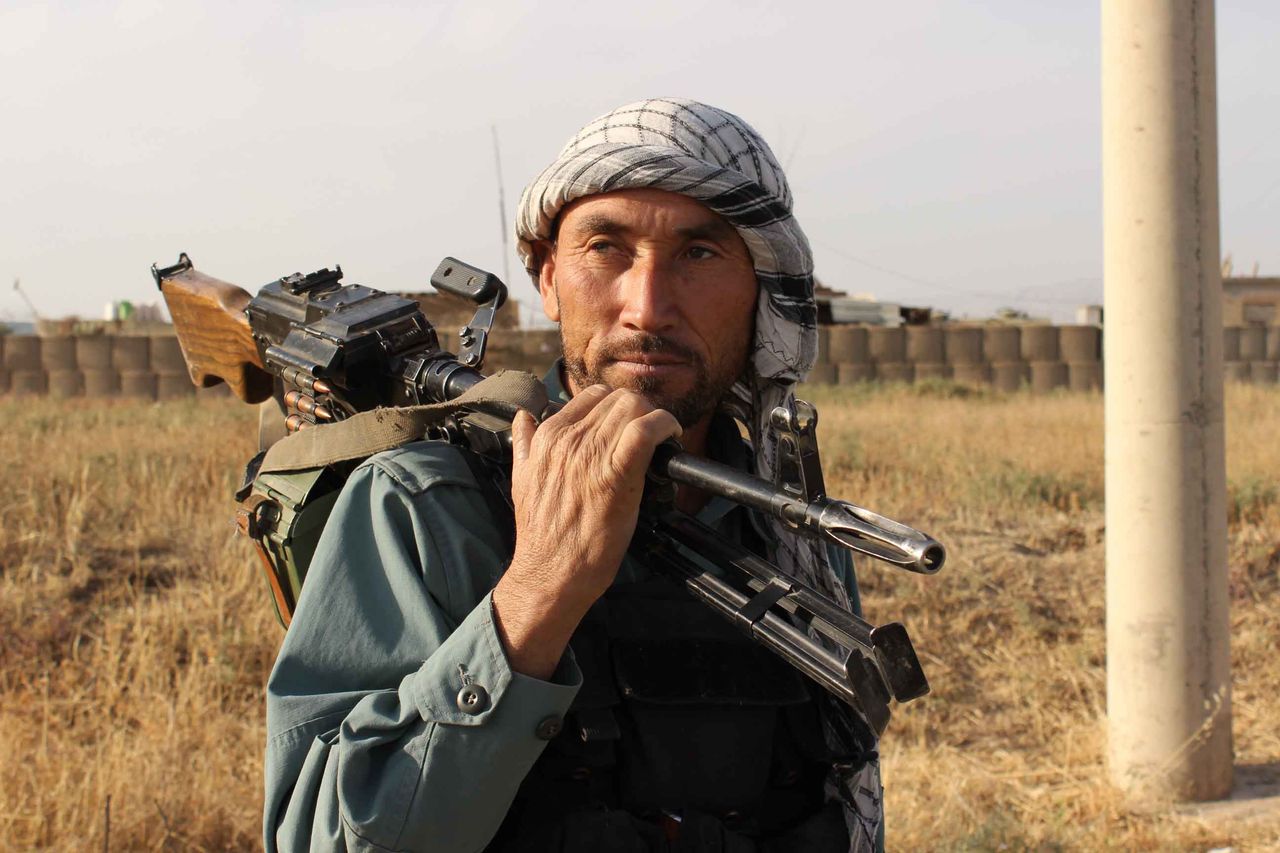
[{"xmin": 1102, "ymin": 0, "xmax": 1232, "ymax": 800}]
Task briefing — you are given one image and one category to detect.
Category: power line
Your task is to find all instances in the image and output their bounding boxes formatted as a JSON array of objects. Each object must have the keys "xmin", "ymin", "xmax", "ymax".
[{"xmin": 812, "ymin": 239, "xmax": 1095, "ymax": 306}]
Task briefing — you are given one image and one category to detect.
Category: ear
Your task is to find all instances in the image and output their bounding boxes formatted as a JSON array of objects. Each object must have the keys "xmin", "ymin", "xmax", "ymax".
[{"xmin": 535, "ymin": 241, "xmax": 561, "ymax": 323}]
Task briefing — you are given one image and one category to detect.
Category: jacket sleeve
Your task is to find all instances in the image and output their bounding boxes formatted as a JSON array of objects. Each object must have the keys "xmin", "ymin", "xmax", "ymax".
[{"xmin": 263, "ymin": 451, "xmax": 581, "ymax": 853}]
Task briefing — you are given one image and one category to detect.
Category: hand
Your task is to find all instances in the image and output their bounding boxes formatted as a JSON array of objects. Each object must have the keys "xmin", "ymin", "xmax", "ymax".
[{"xmin": 491, "ymin": 385, "xmax": 681, "ymax": 679}]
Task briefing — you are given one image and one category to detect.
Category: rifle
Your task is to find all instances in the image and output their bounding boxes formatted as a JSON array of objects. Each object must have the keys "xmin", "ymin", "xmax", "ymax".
[{"xmin": 152, "ymin": 253, "xmax": 945, "ymax": 735}]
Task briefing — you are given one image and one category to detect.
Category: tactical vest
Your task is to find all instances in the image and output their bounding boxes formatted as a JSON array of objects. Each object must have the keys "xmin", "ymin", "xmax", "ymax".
[{"xmin": 486, "ymin": 570, "xmax": 859, "ymax": 852}]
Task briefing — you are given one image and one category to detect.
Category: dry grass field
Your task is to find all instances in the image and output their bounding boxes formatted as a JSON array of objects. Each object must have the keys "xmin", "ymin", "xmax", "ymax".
[{"xmin": 1, "ymin": 383, "xmax": 1277, "ymax": 851}]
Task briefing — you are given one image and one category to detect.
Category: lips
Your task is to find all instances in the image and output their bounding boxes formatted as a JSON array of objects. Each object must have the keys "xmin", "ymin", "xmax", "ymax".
[{"xmin": 611, "ymin": 353, "xmax": 687, "ymax": 367}]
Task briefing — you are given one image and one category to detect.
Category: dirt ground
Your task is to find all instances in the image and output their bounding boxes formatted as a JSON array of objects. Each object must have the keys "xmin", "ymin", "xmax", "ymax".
[{"xmin": 1, "ymin": 383, "xmax": 1277, "ymax": 850}]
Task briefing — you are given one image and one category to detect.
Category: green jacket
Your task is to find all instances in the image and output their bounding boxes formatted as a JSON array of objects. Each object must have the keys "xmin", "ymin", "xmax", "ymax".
[{"xmin": 263, "ymin": 370, "xmax": 865, "ymax": 852}]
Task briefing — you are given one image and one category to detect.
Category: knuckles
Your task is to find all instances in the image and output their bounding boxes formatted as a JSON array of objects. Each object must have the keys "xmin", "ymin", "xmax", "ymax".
[
  {"xmin": 606, "ymin": 388, "xmax": 656, "ymax": 416},
  {"xmin": 519, "ymin": 387, "xmax": 674, "ymax": 475}
]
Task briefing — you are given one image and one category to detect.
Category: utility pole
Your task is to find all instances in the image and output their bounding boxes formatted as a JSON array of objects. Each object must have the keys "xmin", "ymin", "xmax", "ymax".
[{"xmin": 1102, "ymin": 0, "xmax": 1233, "ymax": 800}]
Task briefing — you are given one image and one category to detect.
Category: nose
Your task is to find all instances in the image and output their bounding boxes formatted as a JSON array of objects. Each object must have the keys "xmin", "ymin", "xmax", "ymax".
[{"xmin": 618, "ymin": 253, "xmax": 678, "ymax": 334}]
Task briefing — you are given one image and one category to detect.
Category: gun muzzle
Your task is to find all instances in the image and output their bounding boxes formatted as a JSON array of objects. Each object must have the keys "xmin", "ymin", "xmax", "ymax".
[{"xmin": 813, "ymin": 500, "xmax": 946, "ymax": 575}]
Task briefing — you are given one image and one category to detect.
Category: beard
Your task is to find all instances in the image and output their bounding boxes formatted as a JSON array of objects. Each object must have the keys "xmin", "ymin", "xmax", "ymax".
[{"xmin": 561, "ymin": 331, "xmax": 740, "ymax": 428}]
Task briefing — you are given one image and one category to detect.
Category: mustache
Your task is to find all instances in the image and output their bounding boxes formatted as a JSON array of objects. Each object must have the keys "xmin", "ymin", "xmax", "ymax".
[{"xmin": 596, "ymin": 334, "xmax": 700, "ymax": 364}]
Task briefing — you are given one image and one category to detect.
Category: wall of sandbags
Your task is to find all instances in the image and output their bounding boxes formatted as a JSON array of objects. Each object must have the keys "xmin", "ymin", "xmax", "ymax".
[
  {"xmin": 807, "ymin": 324, "xmax": 1280, "ymax": 391},
  {"xmin": 3, "ymin": 326, "xmax": 1276, "ymax": 398},
  {"xmin": 435, "ymin": 328, "xmax": 563, "ymax": 377},
  {"xmin": 1224, "ymin": 326, "xmax": 1280, "ymax": 384},
  {"xmin": 806, "ymin": 324, "xmax": 1104, "ymax": 392},
  {"xmin": 0, "ymin": 332, "xmax": 566, "ymax": 400},
  {"xmin": 0, "ymin": 335, "xmax": 229, "ymax": 400}
]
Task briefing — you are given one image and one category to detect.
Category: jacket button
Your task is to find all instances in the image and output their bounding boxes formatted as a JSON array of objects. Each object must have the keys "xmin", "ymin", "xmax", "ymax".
[
  {"xmin": 535, "ymin": 715, "xmax": 563, "ymax": 740},
  {"xmin": 456, "ymin": 684, "xmax": 489, "ymax": 714}
]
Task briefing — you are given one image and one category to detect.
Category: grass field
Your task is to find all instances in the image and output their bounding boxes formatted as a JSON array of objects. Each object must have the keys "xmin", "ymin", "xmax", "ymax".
[{"xmin": 1, "ymin": 384, "xmax": 1277, "ymax": 850}]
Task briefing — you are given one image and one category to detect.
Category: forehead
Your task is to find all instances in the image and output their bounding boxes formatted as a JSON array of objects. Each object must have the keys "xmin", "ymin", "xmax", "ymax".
[{"xmin": 556, "ymin": 188, "xmax": 737, "ymax": 240}]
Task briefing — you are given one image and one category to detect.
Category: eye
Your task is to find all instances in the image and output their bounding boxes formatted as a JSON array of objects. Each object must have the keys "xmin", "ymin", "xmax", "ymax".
[
  {"xmin": 686, "ymin": 245, "xmax": 719, "ymax": 260},
  {"xmin": 588, "ymin": 240, "xmax": 615, "ymax": 254}
]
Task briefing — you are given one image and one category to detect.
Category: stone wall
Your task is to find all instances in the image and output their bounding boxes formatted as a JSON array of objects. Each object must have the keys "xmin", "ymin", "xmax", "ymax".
[{"xmin": 2, "ymin": 325, "xmax": 1276, "ymax": 399}]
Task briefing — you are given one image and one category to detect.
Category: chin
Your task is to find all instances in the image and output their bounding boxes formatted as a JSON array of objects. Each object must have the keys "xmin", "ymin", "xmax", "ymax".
[
  {"xmin": 566, "ymin": 353, "xmax": 723, "ymax": 427},
  {"xmin": 606, "ymin": 368, "xmax": 718, "ymax": 428}
]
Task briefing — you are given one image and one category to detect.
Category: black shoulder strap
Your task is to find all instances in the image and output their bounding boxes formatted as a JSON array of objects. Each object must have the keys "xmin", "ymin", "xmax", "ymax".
[{"xmin": 458, "ymin": 448, "xmax": 517, "ymax": 559}]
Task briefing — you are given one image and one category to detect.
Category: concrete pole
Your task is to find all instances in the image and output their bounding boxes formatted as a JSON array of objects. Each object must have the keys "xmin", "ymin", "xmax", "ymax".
[{"xmin": 1102, "ymin": 0, "xmax": 1232, "ymax": 800}]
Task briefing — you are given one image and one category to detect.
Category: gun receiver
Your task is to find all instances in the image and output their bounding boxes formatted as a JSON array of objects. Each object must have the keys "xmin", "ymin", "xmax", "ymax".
[{"xmin": 153, "ymin": 254, "xmax": 945, "ymax": 733}]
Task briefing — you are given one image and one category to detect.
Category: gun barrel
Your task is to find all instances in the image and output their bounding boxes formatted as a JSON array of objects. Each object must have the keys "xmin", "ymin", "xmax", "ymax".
[
  {"xmin": 435, "ymin": 371, "xmax": 947, "ymax": 575},
  {"xmin": 655, "ymin": 445, "xmax": 945, "ymax": 574}
]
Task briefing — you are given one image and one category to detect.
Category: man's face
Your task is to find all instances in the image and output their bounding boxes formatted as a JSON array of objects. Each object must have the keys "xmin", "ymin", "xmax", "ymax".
[{"xmin": 537, "ymin": 188, "xmax": 758, "ymax": 427}]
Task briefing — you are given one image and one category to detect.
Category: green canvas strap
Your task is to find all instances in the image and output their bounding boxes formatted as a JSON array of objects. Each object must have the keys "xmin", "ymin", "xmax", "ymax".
[{"xmin": 257, "ymin": 369, "xmax": 552, "ymax": 475}]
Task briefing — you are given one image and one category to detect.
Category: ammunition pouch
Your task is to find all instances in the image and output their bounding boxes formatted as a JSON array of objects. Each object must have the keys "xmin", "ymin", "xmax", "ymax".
[{"xmin": 237, "ymin": 465, "xmax": 345, "ymax": 627}]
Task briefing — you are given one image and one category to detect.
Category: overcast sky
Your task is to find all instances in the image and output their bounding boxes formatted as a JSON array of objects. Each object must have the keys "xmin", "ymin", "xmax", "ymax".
[{"xmin": 2, "ymin": 1, "xmax": 1276, "ymax": 324}]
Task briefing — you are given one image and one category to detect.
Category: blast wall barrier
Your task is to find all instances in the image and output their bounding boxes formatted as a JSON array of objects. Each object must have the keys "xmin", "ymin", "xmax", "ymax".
[{"xmin": 1, "ymin": 327, "xmax": 1276, "ymax": 399}]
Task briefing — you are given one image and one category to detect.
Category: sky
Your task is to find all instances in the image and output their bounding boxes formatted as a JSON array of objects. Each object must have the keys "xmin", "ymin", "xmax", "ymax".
[{"xmin": 2, "ymin": 1, "xmax": 1276, "ymax": 325}]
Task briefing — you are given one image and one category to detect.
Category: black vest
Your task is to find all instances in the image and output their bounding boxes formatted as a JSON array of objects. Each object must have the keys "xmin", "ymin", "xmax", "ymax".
[{"xmin": 486, "ymin": 577, "xmax": 855, "ymax": 853}]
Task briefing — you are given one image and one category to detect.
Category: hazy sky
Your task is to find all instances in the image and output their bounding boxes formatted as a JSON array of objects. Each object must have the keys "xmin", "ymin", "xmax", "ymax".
[{"xmin": 2, "ymin": 1, "xmax": 1276, "ymax": 324}]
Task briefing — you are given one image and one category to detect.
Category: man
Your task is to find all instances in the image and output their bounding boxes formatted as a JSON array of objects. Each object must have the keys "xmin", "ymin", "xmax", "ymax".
[{"xmin": 264, "ymin": 98, "xmax": 883, "ymax": 852}]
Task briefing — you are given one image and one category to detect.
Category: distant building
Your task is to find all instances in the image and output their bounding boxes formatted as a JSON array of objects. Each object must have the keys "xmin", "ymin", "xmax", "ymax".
[
  {"xmin": 1077, "ymin": 305, "xmax": 1104, "ymax": 325},
  {"xmin": 102, "ymin": 300, "xmax": 166, "ymax": 323},
  {"xmin": 814, "ymin": 279, "xmax": 936, "ymax": 326},
  {"xmin": 1223, "ymin": 276, "xmax": 1279, "ymax": 326}
]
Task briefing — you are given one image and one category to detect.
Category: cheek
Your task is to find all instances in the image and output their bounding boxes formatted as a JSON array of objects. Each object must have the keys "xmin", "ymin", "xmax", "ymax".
[
  {"xmin": 695, "ymin": 281, "xmax": 757, "ymax": 357},
  {"xmin": 553, "ymin": 277, "xmax": 612, "ymax": 361}
]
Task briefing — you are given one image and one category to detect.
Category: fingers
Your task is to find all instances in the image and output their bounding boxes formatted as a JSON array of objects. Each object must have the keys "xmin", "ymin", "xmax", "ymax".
[
  {"xmin": 536, "ymin": 384, "xmax": 633, "ymax": 450},
  {"xmin": 523, "ymin": 384, "xmax": 679, "ymax": 482},
  {"xmin": 551, "ymin": 384, "xmax": 612, "ymax": 426},
  {"xmin": 595, "ymin": 388, "xmax": 654, "ymax": 444},
  {"xmin": 611, "ymin": 408, "xmax": 682, "ymax": 474}
]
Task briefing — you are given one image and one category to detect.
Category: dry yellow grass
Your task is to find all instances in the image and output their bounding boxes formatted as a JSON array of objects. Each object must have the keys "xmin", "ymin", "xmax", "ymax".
[{"xmin": 1, "ymin": 384, "xmax": 1277, "ymax": 850}]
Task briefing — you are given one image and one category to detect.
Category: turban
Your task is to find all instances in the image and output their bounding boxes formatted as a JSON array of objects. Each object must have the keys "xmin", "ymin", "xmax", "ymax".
[{"xmin": 516, "ymin": 97, "xmax": 817, "ymax": 385}]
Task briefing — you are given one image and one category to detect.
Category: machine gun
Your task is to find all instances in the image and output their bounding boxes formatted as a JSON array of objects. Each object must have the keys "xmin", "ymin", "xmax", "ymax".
[{"xmin": 152, "ymin": 253, "xmax": 945, "ymax": 735}]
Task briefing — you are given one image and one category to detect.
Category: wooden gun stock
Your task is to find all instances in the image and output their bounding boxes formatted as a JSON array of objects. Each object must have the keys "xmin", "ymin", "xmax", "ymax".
[{"xmin": 153, "ymin": 254, "xmax": 273, "ymax": 403}]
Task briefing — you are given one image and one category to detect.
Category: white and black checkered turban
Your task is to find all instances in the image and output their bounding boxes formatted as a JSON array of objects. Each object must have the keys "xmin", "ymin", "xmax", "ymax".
[{"xmin": 515, "ymin": 97, "xmax": 818, "ymax": 385}]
